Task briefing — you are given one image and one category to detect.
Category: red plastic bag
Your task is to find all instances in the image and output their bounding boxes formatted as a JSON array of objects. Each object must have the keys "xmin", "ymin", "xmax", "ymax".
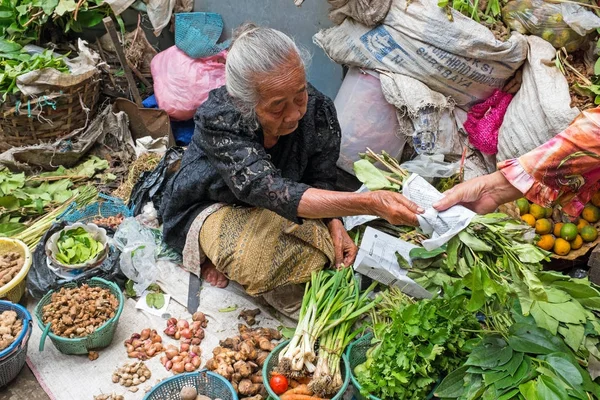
[
  {"xmin": 464, "ymin": 89, "xmax": 513, "ymax": 155},
  {"xmin": 151, "ymin": 46, "xmax": 227, "ymax": 121}
]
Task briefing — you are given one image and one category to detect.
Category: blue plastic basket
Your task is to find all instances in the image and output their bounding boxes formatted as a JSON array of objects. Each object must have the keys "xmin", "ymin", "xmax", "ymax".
[
  {"xmin": 59, "ymin": 193, "xmax": 132, "ymax": 224},
  {"xmin": 143, "ymin": 370, "xmax": 238, "ymax": 400},
  {"xmin": 175, "ymin": 12, "xmax": 230, "ymax": 59},
  {"xmin": 0, "ymin": 301, "xmax": 32, "ymax": 387}
]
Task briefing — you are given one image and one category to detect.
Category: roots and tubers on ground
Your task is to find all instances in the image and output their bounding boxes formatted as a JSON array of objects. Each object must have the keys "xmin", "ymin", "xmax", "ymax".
[
  {"xmin": 93, "ymin": 394, "xmax": 125, "ymax": 400},
  {"xmin": 88, "ymin": 351, "xmax": 99, "ymax": 361},
  {"xmin": 205, "ymin": 324, "xmax": 281, "ymax": 399},
  {"xmin": 238, "ymin": 308, "xmax": 261, "ymax": 326},
  {"xmin": 112, "ymin": 361, "xmax": 151, "ymax": 388},
  {"xmin": 124, "ymin": 328, "xmax": 163, "ymax": 359},
  {"xmin": 0, "ymin": 310, "xmax": 22, "ymax": 351},
  {"xmin": 0, "ymin": 251, "xmax": 23, "ymax": 287},
  {"xmin": 41, "ymin": 284, "xmax": 119, "ymax": 338}
]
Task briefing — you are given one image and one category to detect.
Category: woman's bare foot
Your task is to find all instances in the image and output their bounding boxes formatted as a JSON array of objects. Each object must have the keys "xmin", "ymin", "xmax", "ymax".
[{"xmin": 200, "ymin": 260, "xmax": 229, "ymax": 288}]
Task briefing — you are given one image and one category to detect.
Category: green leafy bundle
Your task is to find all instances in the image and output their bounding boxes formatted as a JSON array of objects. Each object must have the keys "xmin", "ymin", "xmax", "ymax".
[
  {"xmin": 407, "ymin": 213, "xmax": 550, "ymax": 313},
  {"xmin": 0, "ymin": 157, "xmax": 108, "ymax": 236},
  {"xmin": 0, "ymin": 0, "xmax": 112, "ymax": 44},
  {"xmin": 0, "ymin": 43, "xmax": 68, "ymax": 96},
  {"xmin": 436, "ymin": 322, "xmax": 600, "ymax": 400},
  {"xmin": 55, "ymin": 226, "xmax": 104, "ymax": 265},
  {"xmin": 354, "ymin": 286, "xmax": 481, "ymax": 400},
  {"xmin": 512, "ymin": 271, "xmax": 600, "ymax": 366}
]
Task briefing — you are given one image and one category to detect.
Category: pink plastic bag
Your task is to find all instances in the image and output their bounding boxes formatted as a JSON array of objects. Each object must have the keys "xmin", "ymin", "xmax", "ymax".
[
  {"xmin": 151, "ymin": 46, "xmax": 227, "ymax": 121},
  {"xmin": 464, "ymin": 89, "xmax": 513, "ymax": 155}
]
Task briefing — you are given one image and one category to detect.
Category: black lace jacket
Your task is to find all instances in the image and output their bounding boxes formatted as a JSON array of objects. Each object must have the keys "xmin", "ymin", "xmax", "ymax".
[{"xmin": 160, "ymin": 84, "xmax": 341, "ymax": 251}]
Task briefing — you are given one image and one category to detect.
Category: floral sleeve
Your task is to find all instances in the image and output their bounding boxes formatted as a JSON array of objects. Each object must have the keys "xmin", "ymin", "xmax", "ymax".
[{"xmin": 498, "ymin": 108, "xmax": 600, "ymax": 217}]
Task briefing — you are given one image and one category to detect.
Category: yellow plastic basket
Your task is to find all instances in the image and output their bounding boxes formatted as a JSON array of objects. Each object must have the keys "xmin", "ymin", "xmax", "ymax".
[{"xmin": 0, "ymin": 238, "xmax": 32, "ymax": 303}]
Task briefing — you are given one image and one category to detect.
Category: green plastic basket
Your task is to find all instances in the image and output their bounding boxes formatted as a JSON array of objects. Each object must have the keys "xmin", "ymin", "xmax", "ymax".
[
  {"xmin": 262, "ymin": 339, "xmax": 351, "ymax": 400},
  {"xmin": 144, "ymin": 370, "xmax": 238, "ymax": 400},
  {"xmin": 34, "ymin": 277, "xmax": 124, "ymax": 355},
  {"xmin": 346, "ymin": 333, "xmax": 378, "ymax": 400},
  {"xmin": 347, "ymin": 334, "xmax": 439, "ymax": 400}
]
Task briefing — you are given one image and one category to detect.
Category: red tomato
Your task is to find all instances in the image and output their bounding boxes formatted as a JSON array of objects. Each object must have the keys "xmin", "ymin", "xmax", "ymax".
[{"xmin": 269, "ymin": 373, "xmax": 289, "ymax": 395}]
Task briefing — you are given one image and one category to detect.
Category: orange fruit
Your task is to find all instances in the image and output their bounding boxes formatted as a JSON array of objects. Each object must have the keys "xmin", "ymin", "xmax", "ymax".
[
  {"xmin": 582, "ymin": 204, "xmax": 600, "ymax": 224},
  {"xmin": 554, "ymin": 222, "xmax": 564, "ymax": 237},
  {"xmin": 529, "ymin": 204, "xmax": 546, "ymax": 220},
  {"xmin": 521, "ymin": 214, "xmax": 536, "ymax": 228},
  {"xmin": 544, "ymin": 207, "xmax": 553, "ymax": 218},
  {"xmin": 535, "ymin": 218, "xmax": 553, "ymax": 235},
  {"xmin": 577, "ymin": 219, "xmax": 589, "ymax": 232},
  {"xmin": 537, "ymin": 234, "xmax": 555, "ymax": 251},
  {"xmin": 515, "ymin": 198, "xmax": 530, "ymax": 216},
  {"xmin": 560, "ymin": 223, "xmax": 579, "ymax": 241},
  {"xmin": 592, "ymin": 192, "xmax": 600, "ymax": 208},
  {"xmin": 554, "ymin": 238, "xmax": 571, "ymax": 256},
  {"xmin": 571, "ymin": 235, "xmax": 583, "ymax": 250},
  {"xmin": 581, "ymin": 225, "xmax": 599, "ymax": 243}
]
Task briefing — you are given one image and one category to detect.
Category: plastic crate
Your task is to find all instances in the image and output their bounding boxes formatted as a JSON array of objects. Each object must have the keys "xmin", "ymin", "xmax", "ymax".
[
  {"xmin": 144, "ymin": 370, "xmax": 238, "ymax": 400},
  {"xmin": 263, "ymin": 339, "xmax": 350, "ymax": 400},
  {"xmin": 34, "ymin": 277, "xmax": 124, "ymax": 355}
]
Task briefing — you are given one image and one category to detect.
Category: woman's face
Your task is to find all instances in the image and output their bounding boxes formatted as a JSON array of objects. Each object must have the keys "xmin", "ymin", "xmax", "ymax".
[{"xmin": 254, "ymin": 55, "xmax": 308, "ymax": 138}]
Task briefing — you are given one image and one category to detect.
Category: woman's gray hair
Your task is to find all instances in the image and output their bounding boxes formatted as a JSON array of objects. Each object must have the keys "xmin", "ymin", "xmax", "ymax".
[{"xmin": 226, "ymin": 23, "xmax": 312, "ymax": 125}]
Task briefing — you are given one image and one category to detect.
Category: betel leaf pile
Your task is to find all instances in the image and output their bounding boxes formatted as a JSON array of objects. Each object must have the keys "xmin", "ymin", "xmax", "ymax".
[
  {"xmin": 435, "ymin": 323, "xmax": 600, "ymax": 399},
  {"xmin": 55, "ymin": 227, "xmax": 104, "ymax": 265}
]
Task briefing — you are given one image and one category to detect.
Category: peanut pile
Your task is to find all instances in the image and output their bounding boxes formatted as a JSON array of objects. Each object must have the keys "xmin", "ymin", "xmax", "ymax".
[
  {"xmin": 41, "ymin": 284, "xmax": 119, "ymax": 338},
  {"xmin": 0, "ymin": 251, "xmax": 23, "ymax": 287}
]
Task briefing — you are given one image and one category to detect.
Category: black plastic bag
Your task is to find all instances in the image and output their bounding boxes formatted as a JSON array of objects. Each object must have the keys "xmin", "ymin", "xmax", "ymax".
[
  {"xmin": 27, "ymin": 221, "xmax": 126, "ymax": 299},
  {"xmin": 128, "ymin": 147, "xmax": 185, "ymax": 216}
]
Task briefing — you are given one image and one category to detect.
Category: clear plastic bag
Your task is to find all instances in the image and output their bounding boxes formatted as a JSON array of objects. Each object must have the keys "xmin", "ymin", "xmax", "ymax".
[
  {"xmin": 113, "ymin": 218, "xmax": 159, "ymax": 294},
  {"xmin": 400, "ymin": 154, "xmax": 460, "ymax": 178},
  {"xmin": 502, "ymin": 0, "xmax": 600, "ymax": 52}
]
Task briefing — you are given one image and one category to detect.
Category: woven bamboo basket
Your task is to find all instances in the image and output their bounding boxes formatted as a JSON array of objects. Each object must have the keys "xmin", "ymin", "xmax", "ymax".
[{"xmin": 0, "ymin": 72, "xmax": 101, "ymax": 151}]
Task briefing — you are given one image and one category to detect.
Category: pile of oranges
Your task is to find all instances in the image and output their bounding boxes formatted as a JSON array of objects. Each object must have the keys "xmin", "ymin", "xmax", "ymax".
[{"xmin": 516, "ymin": 194, "xmax": 600, "ymax": 256}]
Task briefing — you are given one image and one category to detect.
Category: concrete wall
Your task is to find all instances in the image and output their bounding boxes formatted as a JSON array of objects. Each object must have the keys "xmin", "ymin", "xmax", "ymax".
[{"xmin": 193, "ymin": 0, "xmax": 343, "ymax": 99}]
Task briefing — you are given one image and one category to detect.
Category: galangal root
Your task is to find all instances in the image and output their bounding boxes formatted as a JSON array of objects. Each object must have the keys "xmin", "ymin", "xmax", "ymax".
[
  {"xmin": 205, "ymin": 324, "xmax": 281, "ymax": 399},
  {"xmin": 124, "ymin": 328, "xmax": 163, "ymax": 360},
  {"xmin": 0, "ymin": 310, "xmax": 23, "ymax": 351},
  {"xmin": 41, "ymin": 284, "xmax": 119, "ymax": 338},
  {"xmin": 0, "ymin": 251, "xmax": 23, "ymax": 287}
]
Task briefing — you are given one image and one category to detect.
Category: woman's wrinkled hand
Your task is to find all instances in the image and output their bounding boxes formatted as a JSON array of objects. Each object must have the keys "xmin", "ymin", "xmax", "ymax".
[
  {"xmin": 327, "ymin": 219, "xmax": 358, "ymax": 268},
  {"xmin": 369, "ymin": 191, "xmax": 422, "ymax": 226},
  {"xmin": 433, "ymin": 171, "xmax": 523, "ymax": 214}
]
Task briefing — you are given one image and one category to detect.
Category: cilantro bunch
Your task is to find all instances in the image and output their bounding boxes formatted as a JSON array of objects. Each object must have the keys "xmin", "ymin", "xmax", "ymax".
[{"xmin": 355, "ymin": 287, "xmax": 481, "ymax": 400}]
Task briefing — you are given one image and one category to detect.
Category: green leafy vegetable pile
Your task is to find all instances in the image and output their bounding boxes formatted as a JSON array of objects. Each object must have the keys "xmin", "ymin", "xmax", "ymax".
[
  {"xmin": 0, "ymin": 41, "xmax": 68, "ymax": 96},
  {"xmin": 354, "ymin": 286, "xmax": 481, "ymax": 400},
  {"xmin": 54, "ymin": 226, "xmax": 104, "ymax": 265},
  {"xmin": 0, "ymin": 156, "xmax": 108, "ymax": 236},
  {"xmin": 0, "ymin": 0, "xmax": 113, "ymax": 44},
  {"xmin": 436, "ymin": 322, "xmax": 600, "ymax": 399}
]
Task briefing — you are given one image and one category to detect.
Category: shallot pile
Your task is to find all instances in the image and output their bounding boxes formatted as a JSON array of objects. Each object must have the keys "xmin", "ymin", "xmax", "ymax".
[
  {"xmin": 164, "ymin": 311, "xmax": 208, "ymax": 343},
  {"xmin": 93, "ymin": 214, "xmax": 124, "ymax": 230},
  {"xmin": 0, "ymin": 251, "xmax": 23, "ymax": 287},
  {"xmin": 41, "ymin": 284, "xmax": 119, "ymax": 338},
  {"xmin": 160, "ymin": 342, "xmax": 202, "ymax": 374},
  {"xmin": 0, "ymin": 310, "xmax": 23, "ymax": 351},
  {"xmin": 206, "ymin": 324, "xmax": 281, "ymax": 399},
  {"xmin": 112, "ymin": 361, "xmax": 151, "ymax": 393},
  {"xmin": 124, "ymin": 328, "xmax": 163, "ymax": 360}
]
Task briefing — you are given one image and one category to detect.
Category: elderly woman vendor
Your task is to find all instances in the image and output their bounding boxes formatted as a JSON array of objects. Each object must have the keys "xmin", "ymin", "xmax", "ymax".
[{"xmin": 160, "ymin": 24, "xmax": 421, "ymax": 312}]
